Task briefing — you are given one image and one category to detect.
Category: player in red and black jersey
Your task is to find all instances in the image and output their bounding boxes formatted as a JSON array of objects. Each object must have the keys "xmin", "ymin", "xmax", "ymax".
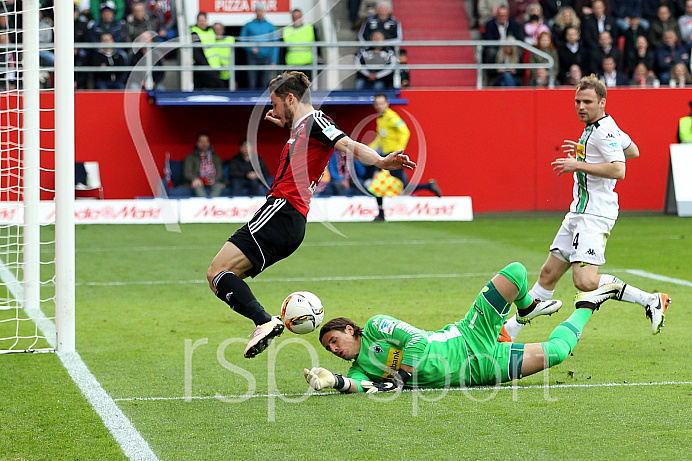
[{"xmin": 207, "ymin": 71, "xmax": 416, "ymax": 358}]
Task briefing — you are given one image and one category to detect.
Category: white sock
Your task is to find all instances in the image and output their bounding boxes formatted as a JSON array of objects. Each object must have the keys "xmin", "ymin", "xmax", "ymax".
[
  {"xmin": 600, "ymin": 274, "xmax": 654, "ymax": 308},
  {"xmin": 503, "ymin": 315, "xmax": 523, "ymax": 342},
  {"xmin": 528, "ymin": 282, "xmax": 554, "ymax": 302}
]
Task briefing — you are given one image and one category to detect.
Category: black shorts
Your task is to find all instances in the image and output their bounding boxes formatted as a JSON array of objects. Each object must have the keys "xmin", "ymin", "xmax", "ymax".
[{"xmin": 228, "ymin": 196, "xmax": 306, "ymax": 278}]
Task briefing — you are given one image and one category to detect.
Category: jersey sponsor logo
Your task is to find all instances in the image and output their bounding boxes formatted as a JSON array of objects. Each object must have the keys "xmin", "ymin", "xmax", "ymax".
[
  {"xmin": 378, "ymin": 319, "xmax": 395, "ymax": 334},
  {"xmin": 383, "ymin": 348, "xmax": 402, "ymax": 379},
  {"xmin": 322, "ymin": 125, "xmax": 343, "ymax": 141}
]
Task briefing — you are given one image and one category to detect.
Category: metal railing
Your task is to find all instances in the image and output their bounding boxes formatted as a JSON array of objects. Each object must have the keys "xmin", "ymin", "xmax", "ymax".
[{"xmin": 9, "ymin": 39, "xmax": 556, "ymax": 90}]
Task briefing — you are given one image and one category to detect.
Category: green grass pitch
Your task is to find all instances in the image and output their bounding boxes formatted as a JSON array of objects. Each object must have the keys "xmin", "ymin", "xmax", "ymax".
[{"xmin": 1, "ymin": 213, "xmax": 691, "ymax": 460}]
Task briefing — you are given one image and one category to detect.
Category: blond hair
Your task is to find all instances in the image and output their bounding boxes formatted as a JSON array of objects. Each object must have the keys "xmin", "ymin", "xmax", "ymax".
[{"xmin": 576, "ymin": 74, "xmax": 607, "ymax": 99}]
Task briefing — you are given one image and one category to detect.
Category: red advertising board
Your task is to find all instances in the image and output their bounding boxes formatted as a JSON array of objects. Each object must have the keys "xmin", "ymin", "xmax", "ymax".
[{"xmin": 198, "ymin": 0, "xmax": 290, "ymax": 13}]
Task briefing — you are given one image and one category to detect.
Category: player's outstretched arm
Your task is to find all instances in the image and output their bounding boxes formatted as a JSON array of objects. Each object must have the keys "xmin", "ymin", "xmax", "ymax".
[
  {"xmin": 303, "ymin": 367, "xmax": 358, "ymax": 393},
  {"xmin": 360, "ymin": 366, "xmax": 413, "ymax": 393},
  {"xmin": 552, "ymin": 157, "xmax": 625, "ymax": 180},
  {"xmin": 334, "ymin": 136, "xmax": 416, "ymax": 170}
]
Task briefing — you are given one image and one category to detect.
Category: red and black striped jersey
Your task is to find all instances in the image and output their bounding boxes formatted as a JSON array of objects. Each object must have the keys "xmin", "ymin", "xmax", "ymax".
[{"xmin": 269, "ymin": 110, "xmax": 347, "ymax": 217}]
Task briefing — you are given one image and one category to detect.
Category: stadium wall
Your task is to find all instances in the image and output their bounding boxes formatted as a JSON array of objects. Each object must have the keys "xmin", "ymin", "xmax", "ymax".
[{"xmin": 24, "ymin": 89, "xmax": 687, "ymax": 212}]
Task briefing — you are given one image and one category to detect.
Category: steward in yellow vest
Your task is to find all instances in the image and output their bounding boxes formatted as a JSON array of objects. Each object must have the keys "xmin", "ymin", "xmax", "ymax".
[
  {"xmin": 282, "ymin": 9, "xmax": 321, "ymax": 75},
  {"xmin": 190, "ymin": 13, "xmax": 224, "ymax": 89},
  {"xmin": 212, "ymin": 22, "xmax": 236, "ymax": 82}
]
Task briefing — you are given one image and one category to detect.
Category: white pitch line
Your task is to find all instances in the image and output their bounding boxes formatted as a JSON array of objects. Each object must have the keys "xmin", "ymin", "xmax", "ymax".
[
  {"xmin": 0, "ymin": 258, "xmax": 159, "ymax": 461},
  {"xmin": 77, "ymin": 272, "xmax": 498, "ymax": 287},
  {"xmin": 113, "ymin": 380, "xmax": 692, "ymax": 402},
  {"xmin": 622, "ymin": 269, "xmax": 692, "ymax": 287},
  {"xmin": 78, "ymin": 268, "xmax": 692, "ymax": 288}
]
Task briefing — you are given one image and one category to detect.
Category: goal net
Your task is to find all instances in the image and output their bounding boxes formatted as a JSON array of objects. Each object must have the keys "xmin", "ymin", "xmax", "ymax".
[{"xmin": 0, "ymin": 1, "xmax": 74, "ymax": 354}]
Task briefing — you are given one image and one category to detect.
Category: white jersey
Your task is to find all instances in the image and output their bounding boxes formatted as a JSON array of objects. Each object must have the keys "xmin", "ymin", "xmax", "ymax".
[{"xmin": 571, "ymin": 114, "xmax": 630, "ymax": 220}]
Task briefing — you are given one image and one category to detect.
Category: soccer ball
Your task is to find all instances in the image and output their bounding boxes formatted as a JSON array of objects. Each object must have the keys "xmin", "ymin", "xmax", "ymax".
[{"xmin": 280, "ymin": 291, "xmax": 324, "ymax": 334}]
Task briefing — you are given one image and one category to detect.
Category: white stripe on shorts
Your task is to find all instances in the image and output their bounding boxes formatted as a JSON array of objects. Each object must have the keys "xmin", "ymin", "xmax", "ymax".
[{"xmin": 249, "ymin": 197, "xmax": 286, "ymax": 234}]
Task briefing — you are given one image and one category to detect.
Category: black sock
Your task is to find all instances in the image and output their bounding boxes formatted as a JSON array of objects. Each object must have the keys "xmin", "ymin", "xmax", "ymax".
[
  {"xmin": 376, "ymin": 196, "xmax": 384, "ymax": 217},
  {"xmin": 517, "ymin": 300, "xmax": 537, "ymax": 318},
  {"xmin": 212, "ymin": 271, "xmax": 272, "ymax": 325}
]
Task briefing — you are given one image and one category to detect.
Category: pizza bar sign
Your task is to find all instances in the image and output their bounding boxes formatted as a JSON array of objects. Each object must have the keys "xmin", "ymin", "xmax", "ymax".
[{"xmin": 199, "ymin": 0, "xmax": 290, "ymax": 13}]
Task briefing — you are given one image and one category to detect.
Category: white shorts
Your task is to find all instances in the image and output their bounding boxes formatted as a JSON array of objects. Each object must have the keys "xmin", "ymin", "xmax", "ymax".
[{"xmin": 549, "ymin": 212, "xmax": 614, "ymax": 266}]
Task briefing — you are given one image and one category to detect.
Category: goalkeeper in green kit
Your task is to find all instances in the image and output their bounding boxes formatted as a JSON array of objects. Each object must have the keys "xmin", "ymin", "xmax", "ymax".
[{"xmin": 304, "ymin": 262, "xmax": 623, "ymax": 393}]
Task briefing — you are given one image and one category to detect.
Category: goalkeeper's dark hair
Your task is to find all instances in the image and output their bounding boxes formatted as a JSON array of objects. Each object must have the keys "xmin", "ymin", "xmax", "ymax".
[
  {"xmin": 268, "ymin": 71, "xmax": 311, "ymax": 105},
  {"xmin": 319, "ymin": 317, "xmax": 363, "ymax": 342},
  {"xmin": 576, "ymin": 74, "xmax": 606, "ymax": 100}
]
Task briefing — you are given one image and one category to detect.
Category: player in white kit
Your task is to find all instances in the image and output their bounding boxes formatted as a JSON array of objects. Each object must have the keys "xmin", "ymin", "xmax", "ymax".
[{"xmin": 500, "ymin": 75, "xmax": 670, "ymax": 342}]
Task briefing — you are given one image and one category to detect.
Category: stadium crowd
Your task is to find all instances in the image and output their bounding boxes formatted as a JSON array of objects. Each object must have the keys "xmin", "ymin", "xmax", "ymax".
[
  {"xmin": 4, "ymin": 0, "xmax": 691, "ymax": 90},
  {"xmin": 476, "ymin": 0, "xmax": 692, "ymax": 87}
]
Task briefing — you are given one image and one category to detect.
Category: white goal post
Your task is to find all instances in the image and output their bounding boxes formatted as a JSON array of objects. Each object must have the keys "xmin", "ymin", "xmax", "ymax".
[{"xmin": 0, "ymin": 1, "xmax": 74, "ymax": 354}]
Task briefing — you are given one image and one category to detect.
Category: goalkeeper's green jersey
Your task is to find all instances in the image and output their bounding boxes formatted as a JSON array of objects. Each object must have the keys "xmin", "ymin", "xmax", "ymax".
[{"xmin": 346, "ymin": 314, "xmax": 474, "ymax": 392}]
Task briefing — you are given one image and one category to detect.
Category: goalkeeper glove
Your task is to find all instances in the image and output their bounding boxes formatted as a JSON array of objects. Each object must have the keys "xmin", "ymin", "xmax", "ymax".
[
  {"xmin": 303, "ymin": 367, "xmax": 350, "ymax": 391},
  {"xmin": 360, "ymin": 369, "xmax": 411, "ymax": 394}
]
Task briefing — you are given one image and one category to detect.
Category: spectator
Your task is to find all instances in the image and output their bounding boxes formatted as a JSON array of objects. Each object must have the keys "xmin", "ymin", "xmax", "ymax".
[
  {"xmin": 558, "ymin": 26, "xmax": 587, "ymax": 82},
  {"xmin": 147, "ymin": 0, "xmax": 177, "ymax": 42},
  {"xmin": 529, "ymin": 66, "xmax": 551, "ymax": 85},
  {"xmin": 508, "ymin": 0, "xmax": 540, "ymax": 24},
  {"xmin": 0, "ymin": 32, "xmax": 17, "ymax": 90},
  {"xmin": 224, "ymin": 138, "xmax": 271, "ymax": 197},
  {"xmin": 654, "ymin": 29, "xmax": 690, "ymax": 83},
  {"xmin": 212, "ymin": 22, "xmax": 235, "ymax": 86},
  {"xmin": 551, "ymin": 6, "xmax": 581, "ymax": 50},
  {"xmin": 581, "ymin": 0, "xmax": 619, "ymax": 53},
  {"xmin": 483, "ymin": 5, "xmax": 523, "ymax": 69},
  {"xmin": 494, "ymin": 39, "xmax": 522, "ymax": 86},
  {"xmin": 623, "ymin": 16, "xmax": 649, "ymax": 69},
  {"xmin": 587, "ymin": 30, "xmax": 623, "ymax": 74},
  {"xmin": 89, "ymin": 1, "xmax": 124, "ymax": 42},
  {"xmin": 89, "ymin": 32, "xmax": 128, "ymax": 89},
  {"xmin": 183, "ymin": 132, "xmax": 226, "ymax": 197},
  {"xmin": 358, "ymin": 2, "xmax": 403, "ymax": 44},
  {"xmin": 483, "ymin": 6, "xmax": 523, "ymax": 41},
  {"xmin": 282, "ymin": 9, "xmax": 321, "ymax": 81},
  {"xmin": 630, "ymin": 61, "xmax": 658, "ymax": 85},
  {"xmin": 530, "ymin": 31, "xmax": 559, "ymax": 81},
  {"xmin": 124, "ymin": 1, "xmax": 155, "ymax": 43},
  {"xmin": 612, "ymin": 0, "xmax": 649, "ymax": 33},
  {"xmin": 669, "ymin": 61, "xmax": 692, "ymax": 86},
  {"xmin": 563, "ymin": 62, "xmax": 584, "ymax": 84},
  {"xmin": 74, "ymin": 5, "xmax": 90, "ymax": 89},
  {"xmin": 477, "ymin": 0, "xmax": 509, "ymax": 34},
  {"xmin": 625, "ymin": 34, "xmax": 655, "ymax": 75},
  {"xmin": 398, "ymin": 48, "xmax": 410, "ymax": 87},
  {"xmin": 648, "ymin": 5, "xmax": 681, "ymax": 48},
  {"xmin": 544, "ymin": 0, "xmax": 576, "ymax": 23},
  {"xmin": 523, "ymin": 3, "xmax": 551, "ymax": 46},
  {"xmin": 680, "ymin": 0, "xmax": 692, "ymax": 44},
  {"xmin": 89, "ymin": 0, "xmax": 125, "ymax": 21},
  {"xmin": 129, "ymin": 30, "xmax": 166, "ymax": 90},
  {"xmin": 354, "ymin": 31, "xmax": 397, "ymax": 90},
  {"xmin": 190, "ymin": 12, "xmax": 224, "ymax": 89},
  {"xmin": 642, "ymin": 0, "xmax": 683, "ymax": 22},
  {"xmin": 599, "ymin": 55, "xmax": 629, "ymax": 85},
  {"xmin": 240, "ymin": 3, "xmax": 278, "ymax": 90}
]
